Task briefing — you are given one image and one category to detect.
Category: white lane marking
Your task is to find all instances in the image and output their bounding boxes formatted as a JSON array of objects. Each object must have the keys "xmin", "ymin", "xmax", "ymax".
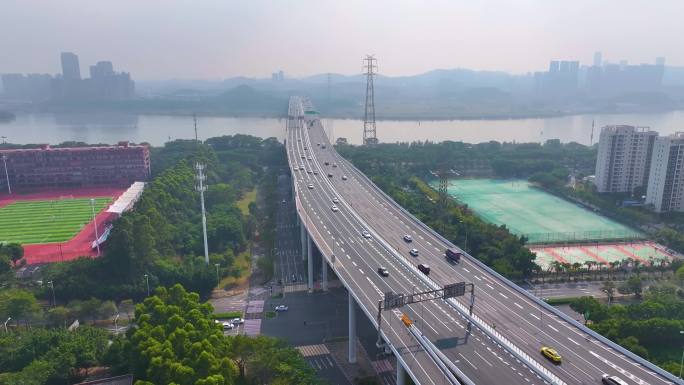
[
  {"xmin": 567, "ymin": 337, "xmax": 579, "ymax": 346},
  {"xmin": 474, "ymin": 351, "xmax": 493, "ymax": 367},
  {"xmin": 358, "ymin": 269, "xmax": 364, "ymax": 275},
  {"xmin": 463, "ymin": 268, "xmax": 470, "ymax": 273},
  {"xmin": 529, "ymin": 313, "xmax": 540, "ymax": 320},
  {"xmin": 474, "ymin": 275, "xmax": 482, "ymax": 281},
  {"xmin": 458, "ymin": 353, "xmax": 478, "ymax": 370},
  {"xmin": 352, "ymin": 261, "xmax": 357, "ymax": 267},
  {"xmin": 548, "ymin": 325, "xmax": 559, "ymax": 333},
  {"xmin": 486, "ymin": 284, "xmax": 495, "ymax": 290},
  {"xmin": 514, "ymin": 302, "xmax": 524, "ymax": 310},
  {"xmin": 589, "ymin": 351, "xmax": 650, "ymax": 385},
  {"xmin": 499, "ymin": 293, "xmax": 509, "ymax": 299}
]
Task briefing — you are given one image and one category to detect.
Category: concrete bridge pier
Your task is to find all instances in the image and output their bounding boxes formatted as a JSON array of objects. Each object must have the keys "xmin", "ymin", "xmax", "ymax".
[
  {"xmin": 321, "ymin": 256, "xmax": 328, "ymax": 291},
  {"xmin": 348, "ymin": 291, "xmax": 357, "ymax": 363},
  {"xmin": 300, "ymin": 224, "xmax": 307, "ymax": 262},
  {"xmin": 396, "ymin": 361, "xmax": 406, "ymax": 385},
  {"xmin": 307, "ymin": 233, "xmax": 313, "ymax": 292}
]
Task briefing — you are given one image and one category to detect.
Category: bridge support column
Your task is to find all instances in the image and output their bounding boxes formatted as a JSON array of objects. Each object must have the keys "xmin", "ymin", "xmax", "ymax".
[
  {"xmin": 300, "ymin": 224, "xmax": 306, "ymax": 262},
  {"xmin": 307, "ymin": 233, "xmax": 313, "ymax": 292},
  {"xmin": 348, "ymin": 291, "xmax": 357, "ymax": 363},
  {"xmin": 396, "ymin": 361, "xmax": 406, "ymax": 385},
  {"xmin": 321, "ymin": 256, "xmax": 328, "ymax": 291}
]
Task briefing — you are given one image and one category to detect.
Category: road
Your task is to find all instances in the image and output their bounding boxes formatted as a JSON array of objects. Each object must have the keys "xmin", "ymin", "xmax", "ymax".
[
  {"xmin": 292, "ymin": 97, "xmax": 680, "ymax": 385},
  {"xmin": 287, "ymin": 98, "xmax": 550, "ymax": 385}
]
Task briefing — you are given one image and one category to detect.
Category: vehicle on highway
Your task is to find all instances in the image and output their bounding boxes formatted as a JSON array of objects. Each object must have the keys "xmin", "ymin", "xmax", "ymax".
[
  {"xmin": 409, "ymin": 248, "xmax": 419, "ymax": 257},
  {"xmin": 299, "ymin": 165, "xmax": 305, "ymax": 170},
  {"xmin": 324, "ymin": 161, "xmax": 329, "ymax": 165},
  {"xmin": 313, "ymin": 170, "xmax": 318, "ymax": 175},
  {"xmin": 301, "ymin": 155, "xmax": 305, "ymax": 159},
  {"xmin": 275, "ymin": 305, "xmax": 289, "ymax": 312},
  {"xmin": 540, "ymin": 346, "xmax": 561, "ymax": 364},
  {"xmin": 307, "ymin": 184, "xmax": 314, "ymax": 189},
  {"xmin": 307, "ymin": 170, "xmax": 312, "ymax": 174},
  {"xmin": 333, "ymin": 163, "xmax": 337, "ymax": 167},
  {"xmin": 417, "ymin": 263, "xmax": 430, "ymax": 275},
  {"xmin": 601, "ymin": 374, "xmax": 628, "ymax": 385},
  {"xmin": 331, "ymin": 205, "xmax": 339, "ymax": 212},
  {"xmin": 304, "ymin": 146, "xmax": 308, "ymax": 150},
  {"xmin": 322, "ymin": 145, "xmax": 326, "ymax": 149},
  {"xmin": 445, "ymin": 248, "xmax": 462, "ymax": 263},
  {"xmin": 342, "ymin": 175, "xmax": 348, "ymax": 180},
  {"xmin": 307, "ymin": 157, "xmax": 312, "ymax": 160},
  {"xmin": 231, "ymin": 318, "xmax": 245, "ymax": 325},
  {"xmin": 317, "ymin": 143, "xmax": 321, "ymax": 146},
  {"xmin": 327, "ymin": 173, "xmax": 333, "ymax": 178},
  {"xmin": 377, "ymin": 267, "xmax": 389, "ymax": 277},
  {"xmin": 403, "ymin": 234, "xmax": 413, "ymax": 242},
  {"xmin": 332, "ymin": 197, "xmax": 339, "ymax": 203},
  {"xmin": 361, "ymin": 230, "xmax": 371, "ymax": 239}
]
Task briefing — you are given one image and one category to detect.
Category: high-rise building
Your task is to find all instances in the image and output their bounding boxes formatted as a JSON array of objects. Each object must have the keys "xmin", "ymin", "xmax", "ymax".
[
  {"xmin": 60, "ymin": 52, "xmax": 81, "ymax": 80},
  {"xmin": 594, "ymin": 125, "xmax": 658, "ymax": 193},
  {"xmin": 645, "ymin": 133, "xmax": 684, "ymax": 212},
  {"xmin": 593, "ymin": 51, "xmax": 603, "ymax": 67}
]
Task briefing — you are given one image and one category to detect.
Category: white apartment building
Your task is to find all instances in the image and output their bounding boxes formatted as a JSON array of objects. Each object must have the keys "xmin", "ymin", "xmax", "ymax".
[
  {"xmin": 594, "ymin": 125, "xmax": 658, "ymax": 193},
  {"xmin": 645, "ymin": 133, "xmax": 684, "ymax": 212}
]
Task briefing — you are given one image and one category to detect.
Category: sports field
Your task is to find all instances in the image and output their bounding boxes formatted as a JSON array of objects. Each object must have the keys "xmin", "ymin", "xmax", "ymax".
[
  {"xmin": 530, "ymin": 241, "xmax": 676, "ymax": 270},
  {"xmin": 0, "ymin": 197, "xmax": 111, "ymax": 244},
  {"xmin": 444, "ymin": 179, "xmax": 642, "ymax": 243}
]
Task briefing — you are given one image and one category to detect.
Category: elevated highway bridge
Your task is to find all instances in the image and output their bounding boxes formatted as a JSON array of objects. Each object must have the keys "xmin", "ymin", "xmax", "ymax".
[{"xmin": 285, "ymin": 96, "xmax": 681, "ymax": 385}]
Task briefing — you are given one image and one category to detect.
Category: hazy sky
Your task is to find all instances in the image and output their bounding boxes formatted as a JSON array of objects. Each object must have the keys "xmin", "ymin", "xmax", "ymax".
[{"xmin": 1, "ymin": 0, "xmax": 682, "ymax": 80}]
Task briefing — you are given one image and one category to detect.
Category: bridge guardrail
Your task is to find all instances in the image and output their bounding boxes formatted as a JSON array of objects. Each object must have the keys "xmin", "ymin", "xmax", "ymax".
[{"xmin": 340, "ymin": 156, "xmax": 682, "ymax": 385}]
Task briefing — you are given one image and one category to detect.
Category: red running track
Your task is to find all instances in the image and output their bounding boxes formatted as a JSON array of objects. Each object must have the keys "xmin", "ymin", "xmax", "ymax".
[{"xmin": 1, "ymin": 187, "xmax": 125, "ymax": 265}]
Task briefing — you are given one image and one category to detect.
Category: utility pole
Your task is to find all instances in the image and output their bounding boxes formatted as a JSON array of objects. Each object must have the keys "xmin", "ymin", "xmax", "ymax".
[
  {"xmin": 2, "ymin": 154, "xmax": 11, "ymax": 194},
  {"xmin": 196, "ymin": 163, "xmax": 209, "ymax": 265},
  {"xmin": 90, "ymin": 198, "xmax": 101, "ymax": 256},
  {"xmin": 363, "ymin": 55, "xmax": 378, "ymax": 145}
]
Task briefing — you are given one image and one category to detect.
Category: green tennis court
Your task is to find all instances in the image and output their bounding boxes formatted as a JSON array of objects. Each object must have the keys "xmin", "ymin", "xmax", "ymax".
[
  {"xmin": 0, "ymin": 197, "xmax": 111, "ymax": 244},
  {"xmin": 442, "ymin": 179, "xmax": 642, "ymax": 243}
]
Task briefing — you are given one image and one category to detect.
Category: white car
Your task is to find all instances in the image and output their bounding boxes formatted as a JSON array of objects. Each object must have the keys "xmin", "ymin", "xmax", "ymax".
[
  {"xmin": 307, "ymin": 157, "xmax": 312, "ymax": 160},
  {"xmin": 342, "ymin": 175, "xmax": 348, "ymax": 180},
  {"xmin": 275, "ymin": 305, "xmax": 289, "ymax": 312},
  {"xmin": 231, "ymin": 318, "xmax": 244, "ymax": 325},
  {"xmin": 361, "ymin": 230, "xmax": 371, "ymax": 239},
  {"xmin": 307, "ymin": 184, "xmax": 314, "ymax": 189},
  {"xmin": 331, "ymin": 205, "xmax": 339, "ymax": 212},
  {"xmin": 313, "ymin": 170, "xmax": 318, "ymax": 175},
  {"xmin": 222, "ymin": 321, "xmax": 234, "ymax": 330},
  {"xmin": 333, "ymin": 163, "xmax": 337, "ymax": 168},
  {"xmin": 409, "ymin": 248, "xmax": 419, "ymax": 257},
  {"xmin": 332, "ymin": 197, "xmax": 339, "ymax": 203}
]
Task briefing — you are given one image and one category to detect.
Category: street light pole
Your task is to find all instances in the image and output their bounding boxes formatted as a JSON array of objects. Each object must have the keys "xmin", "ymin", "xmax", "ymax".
[
  {"xmin": 3, "ymin": 317, "xmax": 10, "ymax": 332},
  {"xmin": 679, "ymin": 330, "xmax": 684, "ymax": 379},
  {"xmin": 144, "ymin": 274, "xmax": 150, "ymax": 296},
  {"xmin": 47, "ymin": 280, "xmax": 56, "ymax": 307},
  {"xmin": 214, "ymin": 263, "xmax": 220, "ymax": 286},
  {"xmin": 2, "ymin": 154, "xmax": 11, "ymax": 194},
  {"xmin": 90, "ymin": 199, "xmax": 101, "ymax": 256}
]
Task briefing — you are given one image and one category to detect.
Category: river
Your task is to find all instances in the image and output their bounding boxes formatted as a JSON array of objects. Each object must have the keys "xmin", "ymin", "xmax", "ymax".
[{"xmin": 2, "ymin": 110, "xmax": 684, "ymax": 146}]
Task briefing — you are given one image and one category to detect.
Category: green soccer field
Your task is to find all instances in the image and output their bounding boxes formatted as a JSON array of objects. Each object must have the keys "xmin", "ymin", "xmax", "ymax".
[
  {"xmin": 442, "ymin": 179, "xmax": 642, "ymax": 243},
  {"xmin": 0, "ymin": 197, "xmax": 111, "ymax": 244}
]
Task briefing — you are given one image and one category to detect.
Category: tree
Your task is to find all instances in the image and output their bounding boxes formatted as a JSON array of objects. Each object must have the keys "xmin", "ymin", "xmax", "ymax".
[
  {"xmin": 618, "ymin": 276, "xmax": 643, "ymax": 298},
  {"xmin": 47, "ymin": 306, "xmax": 71, "ymax": 328},
  {"xmin": 0, "ymin": 289, "xmax": 40, "ymax": 327},
  {"xmin": 601, "ymin": 280, "xmax": 616, "ymax": 303},
  {"xmin": 0, "ymin": 243, "xmax": 24, "ymax": 266}
]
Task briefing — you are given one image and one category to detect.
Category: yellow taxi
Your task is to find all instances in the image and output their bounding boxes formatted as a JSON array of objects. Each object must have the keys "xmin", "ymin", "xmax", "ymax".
[{"xmin": 540, "ymin": 346, "xmax": 561, "ymax": 363}]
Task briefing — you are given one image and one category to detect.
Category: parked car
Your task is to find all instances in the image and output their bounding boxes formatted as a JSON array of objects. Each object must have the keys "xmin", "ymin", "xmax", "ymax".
[
  {"xmin": 275, "ymin": 305, "xmax": 289, "ymax": 312},
  {"xmin": 377, "ymin": 267, "xmax": 389, "ymax": 277},
  {"xmin": 231, "ymin": 318, "xmax": 245, "ymax": 325},
  {"xmin": 222, "ymin": 321, "xmax": 234, "ymax": 330}
]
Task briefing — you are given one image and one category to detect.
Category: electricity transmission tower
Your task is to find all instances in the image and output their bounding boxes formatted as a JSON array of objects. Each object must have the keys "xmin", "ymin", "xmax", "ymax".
[
  {"xmin": 193, "ymin": 114, "xmax": 209, "ymax": 265},
  {"xmin": 363, "ymin": 55, "xmax": 378, "ymax": 145}
]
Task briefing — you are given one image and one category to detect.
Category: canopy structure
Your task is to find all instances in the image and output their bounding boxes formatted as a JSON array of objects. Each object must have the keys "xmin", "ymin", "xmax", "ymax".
[{"xmin": 106, "ymin": 181, "xmax": 145, "ymax": 215}]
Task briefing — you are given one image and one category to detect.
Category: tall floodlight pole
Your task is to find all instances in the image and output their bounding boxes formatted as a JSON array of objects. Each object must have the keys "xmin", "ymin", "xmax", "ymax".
[
  {"xmin": 362, "ymin": 55, "xmax": 378, "ymax": 145},
  {"xmin": 90, "ymin": 198, "xmax": 101, "ymax": 256},
  {"xmin": 2, "ymin": 154, "xmax": 10, "ymax": 194},
  {"xmin": 196, "ymin": 163, "xmax": 209, "ymax": 265}
]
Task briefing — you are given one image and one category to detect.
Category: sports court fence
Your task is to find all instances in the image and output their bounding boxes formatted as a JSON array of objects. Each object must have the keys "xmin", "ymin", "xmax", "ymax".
[{"xmin": 524, "ymin": 229, "xmax": 645, "ymax": 245}]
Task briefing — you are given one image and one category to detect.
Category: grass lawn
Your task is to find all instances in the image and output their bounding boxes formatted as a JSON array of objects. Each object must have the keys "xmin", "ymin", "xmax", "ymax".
[
  {"xmin": 236, "ymin": 188, "xmax": 256, "ymax": 216},
  {"xmin": 0, "ymin": 197, "xmax": 111, "ymax": 244}
]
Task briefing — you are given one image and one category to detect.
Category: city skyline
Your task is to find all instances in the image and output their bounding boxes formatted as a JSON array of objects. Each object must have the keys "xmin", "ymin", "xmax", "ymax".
[{"xmin": 1, "ymin": 0, "xmax": 683, "ymax": 80}]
